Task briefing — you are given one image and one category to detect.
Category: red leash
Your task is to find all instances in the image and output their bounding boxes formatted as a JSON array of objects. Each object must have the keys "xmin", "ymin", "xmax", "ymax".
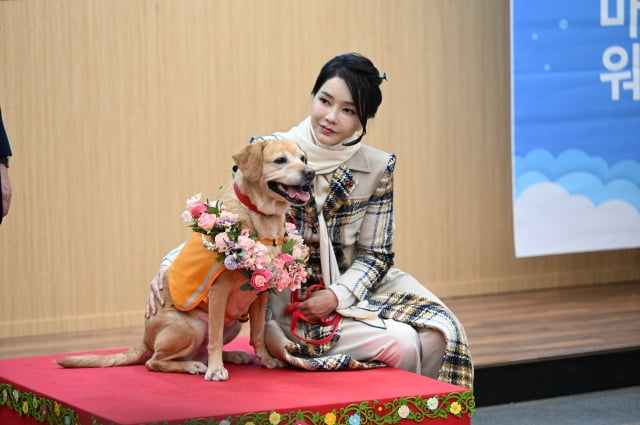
[{"xmin": 286, "ymin": 284, "xmax": 342, "ymax": 345}]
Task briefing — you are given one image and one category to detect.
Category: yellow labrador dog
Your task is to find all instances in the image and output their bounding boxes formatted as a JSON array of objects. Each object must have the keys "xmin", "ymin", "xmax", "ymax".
[{"xmin": 58, "ymin": 139, "xmax": 314, "ymax": 381}]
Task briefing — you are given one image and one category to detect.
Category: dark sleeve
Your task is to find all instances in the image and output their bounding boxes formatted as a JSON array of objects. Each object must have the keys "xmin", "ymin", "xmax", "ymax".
[{"xmin": 0, "ymin": 108, "xmax": 13, "ymax": 157}]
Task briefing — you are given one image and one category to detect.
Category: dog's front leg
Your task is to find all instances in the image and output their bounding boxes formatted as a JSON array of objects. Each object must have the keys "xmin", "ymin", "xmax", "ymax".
[
  {"xmin": 205, "ymin": 280, "xmax": 234, "ymax": 381},
  {"xmin": 249, "ymin": 292, "xmax": 286, "ymax": 368}
]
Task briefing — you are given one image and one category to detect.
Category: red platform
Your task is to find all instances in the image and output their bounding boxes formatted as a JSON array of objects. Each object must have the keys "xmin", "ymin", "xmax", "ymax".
[{"xmin": 0, "ymin": 338, "xmax": 474, "ymax": 425}]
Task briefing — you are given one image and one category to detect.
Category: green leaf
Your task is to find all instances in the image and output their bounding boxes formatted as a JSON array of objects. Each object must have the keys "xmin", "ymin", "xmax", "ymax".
[
  {"xmin": 240, "ymin": 282, "xmax": 254, "ymax": 291},
  {"xmin": 281, "ymin": 239, "xmax": 295, "ymax": 254}
]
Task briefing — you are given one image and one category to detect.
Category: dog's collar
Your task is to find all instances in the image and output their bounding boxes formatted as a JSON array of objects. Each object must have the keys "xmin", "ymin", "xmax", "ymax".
[
  {"xmin": 258, "ymin": 237, "xmax": 285, "ymax": 246},
  {"xmin": 234, "ymin": 182, "xmax": 267, "ymax": 216},
  {"xmin": 233, "ymin": 182, "xmax": 285, "ymax": 247}
]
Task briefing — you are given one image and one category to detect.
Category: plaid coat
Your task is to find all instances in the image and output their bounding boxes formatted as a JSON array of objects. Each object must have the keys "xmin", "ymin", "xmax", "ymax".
[
  {"xmin": 290, "ymin": 145, "xmax": 397, "ymax": 298},
  {"xmin": 255, "ymin": 137, "xmax": 474, "ymax": 389}
]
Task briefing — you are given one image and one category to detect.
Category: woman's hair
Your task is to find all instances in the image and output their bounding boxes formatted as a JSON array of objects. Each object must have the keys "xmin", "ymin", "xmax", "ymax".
[{"xmin": 311, "ymin": 53, "xmax": 384, "ymax": 145}]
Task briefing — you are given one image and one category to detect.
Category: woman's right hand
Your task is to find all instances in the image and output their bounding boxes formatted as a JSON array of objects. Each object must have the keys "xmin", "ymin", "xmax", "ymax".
[
  {"xmin": 144, "ymin": 265, "xmax": 168, "ymax": 318},
  {"xmin": 293, "ymin": 289, "xmax": 339, "ymax": 322}
]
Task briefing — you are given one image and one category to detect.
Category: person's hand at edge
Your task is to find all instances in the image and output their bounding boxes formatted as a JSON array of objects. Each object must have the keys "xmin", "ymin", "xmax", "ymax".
[{"xmin": 145, "ymin": 264, "xmax": 168, "ymax": 318}]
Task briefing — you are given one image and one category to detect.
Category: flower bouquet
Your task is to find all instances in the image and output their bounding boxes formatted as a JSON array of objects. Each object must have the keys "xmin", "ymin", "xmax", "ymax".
[{"xmin": 182, "ymin": 193, "xmax": 309, "ymax": 292}]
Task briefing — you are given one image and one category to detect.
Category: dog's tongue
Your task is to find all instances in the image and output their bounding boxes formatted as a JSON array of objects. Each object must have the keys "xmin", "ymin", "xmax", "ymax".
[{"xmin": 287, "ymin": 186, "xmax": 311, "ymax": 202}]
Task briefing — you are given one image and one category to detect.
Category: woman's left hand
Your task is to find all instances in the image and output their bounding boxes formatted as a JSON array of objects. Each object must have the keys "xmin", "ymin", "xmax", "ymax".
[{"xmin": 294, "ymin": 289, "xmax": 338, "ymax": 322}]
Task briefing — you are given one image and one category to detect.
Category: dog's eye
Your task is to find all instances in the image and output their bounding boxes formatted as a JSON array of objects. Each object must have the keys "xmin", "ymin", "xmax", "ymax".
[
  {"xmin": 274, "ymin": 157, "xmax": 287, "ymax": 164},
  {"xmin": 301, "ymin": 155, "xmax": 307, "ymax": 164}
]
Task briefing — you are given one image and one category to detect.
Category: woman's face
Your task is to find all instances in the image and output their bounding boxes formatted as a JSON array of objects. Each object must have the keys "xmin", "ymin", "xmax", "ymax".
[{"xmin": 310, "ymin": 77, "xmax": 363, "ymax": 146}]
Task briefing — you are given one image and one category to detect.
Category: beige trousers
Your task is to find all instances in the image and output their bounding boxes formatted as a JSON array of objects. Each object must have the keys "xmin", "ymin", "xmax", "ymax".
[
  {"xmin": 325, "ymin": 315, "xmax": 446, "ymax": 378},
  {"xmin": 266, "ymin": 267, "xmax": 447, "ymax": 378}
]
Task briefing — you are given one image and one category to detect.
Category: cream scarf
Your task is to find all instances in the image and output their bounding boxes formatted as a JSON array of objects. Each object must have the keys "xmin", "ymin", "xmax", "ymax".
[{"xmin": 278, "ymin": 117, "xmax": 361, "ymax": 287}]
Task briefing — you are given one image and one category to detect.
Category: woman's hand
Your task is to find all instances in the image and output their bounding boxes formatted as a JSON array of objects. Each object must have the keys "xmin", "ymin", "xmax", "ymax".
[
  {"xmin": 1, "ymin": 164, "xmax": 12, "ymax": 219},
  {"xmin": 294, "ymin": 289, "xmax": 338, "ymax": 322},
  {"xmin": 144, "ymin": 265, "xmax": 168, "ymax": 318}
]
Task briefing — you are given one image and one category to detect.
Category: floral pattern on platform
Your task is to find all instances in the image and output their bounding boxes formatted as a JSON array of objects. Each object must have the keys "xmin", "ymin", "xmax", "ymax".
[
  {"xmin": 0, "ymin": 382, "xmax": 474, "ymax": 425},
  {"xmin": 1, "ymin": 383, "xmax": 80, "ymax": 425}
]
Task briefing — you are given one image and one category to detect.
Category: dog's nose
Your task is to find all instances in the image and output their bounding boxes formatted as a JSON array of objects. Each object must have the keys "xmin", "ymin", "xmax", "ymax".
[{"xmin": 303, "ymin": 167, "xmax": 315, "ymax": 182}]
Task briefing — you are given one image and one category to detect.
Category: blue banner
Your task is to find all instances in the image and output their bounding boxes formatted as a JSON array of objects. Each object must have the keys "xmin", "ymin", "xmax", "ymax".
[{"xmin": 512, "ymin": 0, "xmax": 640, "ymax": 257}]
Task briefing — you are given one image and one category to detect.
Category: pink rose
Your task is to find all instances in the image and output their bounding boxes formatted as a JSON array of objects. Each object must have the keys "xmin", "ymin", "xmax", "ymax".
[
  {"xmin": 271, "ymin": 257, "xmax": 285, "ymax": 270},
  {"xmin": 274, "ymin": 270, "xmax": 292, "ymax": 291},
  {"xmin": 277, "ymin": 253, "xmax": 294, "ymax": 264},
  {"xmin": 197, "ymin": 213, "xmax": 216, "ymax": 231},
  {"xmin": 285, "ymin": 222, "xmax": 297, "ymax": 234},
  {"xmin": 288, "ymin": 264, "xmax": 308, "ymax": 291},
  {"xmin": 191, "ymin": 203, "xmax": 207, "ymax": 218},
  {"xmin": 250, "ymin": 269, "xmax": 273, "ymax": 291},
  {"xmin": 214, "ymin": 232, "xmax": 230, "ymax": 252},
  {"xmin": 237, "ymin": 234, "xmax": 255, "ymax": 251}
]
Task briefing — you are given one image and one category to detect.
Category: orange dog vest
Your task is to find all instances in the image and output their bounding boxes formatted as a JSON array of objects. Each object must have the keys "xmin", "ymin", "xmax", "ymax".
[{"xmin": 168, "ymin": 232, "xmax": 226, "ymax": 312}]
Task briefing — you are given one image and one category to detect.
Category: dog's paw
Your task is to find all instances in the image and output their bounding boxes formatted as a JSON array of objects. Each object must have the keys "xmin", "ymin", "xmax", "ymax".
[
  {"xmin": 258, "ymin": 353, "xmax": 287, "ymax": 369},
  {"xmin": 223, "ymin": 350, "xmax": 253, "ymax": 365},
  {"xmin": 184, "ymin": 361, "xmax": 207, "ymax": 375},
  {"xmin": 204, "ymin": 366, "xmax": 229, "ymax": 381}
]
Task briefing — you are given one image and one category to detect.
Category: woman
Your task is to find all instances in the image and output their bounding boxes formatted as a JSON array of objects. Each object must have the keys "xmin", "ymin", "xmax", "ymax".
[{"xmin": 148, "ymin": 53, "xmax": 473, "ymax": 389}]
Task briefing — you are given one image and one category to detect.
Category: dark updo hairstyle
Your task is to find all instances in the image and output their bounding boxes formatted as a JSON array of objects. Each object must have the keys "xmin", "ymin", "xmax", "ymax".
[{"xmin": 311, "ymin": 53, "xmax": 384, "ymax": 145}]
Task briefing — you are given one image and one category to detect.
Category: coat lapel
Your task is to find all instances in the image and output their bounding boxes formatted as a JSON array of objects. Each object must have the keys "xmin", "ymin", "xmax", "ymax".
[
  {"xmin": 323, "ymin": 165, "xmax": 357, "ymax": 222},
  {"xmin": 317, "ymin": 147, "xmax": 373, "ymax": 222}
]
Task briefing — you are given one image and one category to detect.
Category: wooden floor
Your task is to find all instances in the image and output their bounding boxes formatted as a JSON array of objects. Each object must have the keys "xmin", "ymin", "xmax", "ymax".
[
  {"xmin": 1, "ymin": 281, "xmax": 639, "ymax": 368},
  {"xmin": 447, "ymin": 280, "xmax": 640, "ymax": 367}
]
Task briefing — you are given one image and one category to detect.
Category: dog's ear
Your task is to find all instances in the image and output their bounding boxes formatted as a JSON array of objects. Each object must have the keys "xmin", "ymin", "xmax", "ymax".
[{"xmin": 232, "ymin": 142, "xmax": 264, "ymax": 182}]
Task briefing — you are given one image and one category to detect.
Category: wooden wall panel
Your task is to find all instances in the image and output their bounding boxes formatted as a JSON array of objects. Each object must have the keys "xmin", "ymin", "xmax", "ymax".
[{"xmin": 0, "ymin": 0, "xmax": 638, "ymax": 338}]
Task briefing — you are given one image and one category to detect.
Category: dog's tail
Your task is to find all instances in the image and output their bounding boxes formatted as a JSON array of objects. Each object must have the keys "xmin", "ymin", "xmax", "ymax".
[{"xmin": 56, "ymin": 343, "xmax": 151, "ymax": 368}]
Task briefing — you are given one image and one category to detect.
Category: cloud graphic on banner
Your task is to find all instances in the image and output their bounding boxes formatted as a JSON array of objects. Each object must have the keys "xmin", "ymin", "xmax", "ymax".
[
  {"xmin": 556, "ymin": 173, "xmax": 640, "ymax": 212},
  {"xmin": 514, "ymin": 149, "xmax": 640, "ymax": 212},
  {"xmin": 514, "ymin": 182, "xmax": 640, "ymax": 257}
]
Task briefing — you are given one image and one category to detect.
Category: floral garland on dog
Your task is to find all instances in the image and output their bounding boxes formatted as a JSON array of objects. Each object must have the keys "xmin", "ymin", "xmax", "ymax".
[{"xmin": 181, "ymin": 193, "xmax": 309, "ymax": 292}]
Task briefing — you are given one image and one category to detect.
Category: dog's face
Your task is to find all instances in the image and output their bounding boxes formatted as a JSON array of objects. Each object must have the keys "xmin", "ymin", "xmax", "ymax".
[{"xmin": 232, "ymin": 139, "xmax": 314, "ymax": 207}]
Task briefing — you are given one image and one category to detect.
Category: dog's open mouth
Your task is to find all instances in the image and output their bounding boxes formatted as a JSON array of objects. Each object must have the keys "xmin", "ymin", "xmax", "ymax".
[{"xmin": 268, "ymin": 181, "xmax": 311, "ymax": 205}]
